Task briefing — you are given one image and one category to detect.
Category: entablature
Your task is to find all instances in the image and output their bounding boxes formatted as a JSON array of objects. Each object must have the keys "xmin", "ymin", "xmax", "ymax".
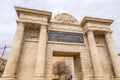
[
  {"xmin": 48, "ymin": 22, "xmax": 83, "ymax": 33},
  {"xmin": 83, "ymin": 26, "xmax": 112, "ymax": 33},
  {"xmin": 80, "ymin": 16, "xmax": 113, "ymax": 33},
  {"xmin": 15, "ymin": 6, "xmax": 52, "ymax": 24}
]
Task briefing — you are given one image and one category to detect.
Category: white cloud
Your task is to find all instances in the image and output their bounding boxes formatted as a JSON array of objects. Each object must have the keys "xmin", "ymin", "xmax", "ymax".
[{"xmin": 0, "ymin": 0, "xmax": 120, "ymax": 58}]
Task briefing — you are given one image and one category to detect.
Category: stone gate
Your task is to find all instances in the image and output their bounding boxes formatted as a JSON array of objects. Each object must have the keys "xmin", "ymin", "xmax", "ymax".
[{"xmin": 0, "ymin": 6, "xmax": 120, "ymax": 80}]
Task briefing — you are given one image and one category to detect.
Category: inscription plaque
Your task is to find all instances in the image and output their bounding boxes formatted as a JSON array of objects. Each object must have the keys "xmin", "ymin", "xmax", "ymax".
[{"xmin": 48, "ymin": 30, "xmax": 84, "ymax": 43}]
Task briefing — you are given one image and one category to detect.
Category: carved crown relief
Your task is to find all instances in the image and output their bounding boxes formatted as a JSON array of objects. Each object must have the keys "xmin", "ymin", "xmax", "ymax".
[
  {"xmin": 51, "ymin": 13, "xmax": 79, "ymax": 25},
  {"xmin": 95, "ymin": 35, "xmax": 104, "ymax": 45},
  {"xmin": 24, "ymin": 27, "xmax": 40, "ymax": 40}
]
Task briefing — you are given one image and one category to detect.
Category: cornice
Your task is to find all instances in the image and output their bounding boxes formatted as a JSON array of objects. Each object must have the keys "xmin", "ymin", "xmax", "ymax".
[
  {"xmin": 80, "ymin": 16, "xmax": 114, "ymax": 27},
  {"xmin": 50, "ymin": 22, "xmax": 80, "ymax": 26},
  {"xmin": 15, "ymin": 6, "xmax": 52, "ymax": 16},
  {"xmin": 16, "ymin": 19, "xmax": 48, "ymax": 26},
  {"xmin": 15, "ymin": 6, "xmax": 52, "ymax": 22},
  {"xmin": 84, "ymin": 28, "xmax": 112, "ymax": 33}
]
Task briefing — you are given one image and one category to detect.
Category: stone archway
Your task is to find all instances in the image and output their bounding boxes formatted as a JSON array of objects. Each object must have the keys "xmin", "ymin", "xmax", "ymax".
[
  {"xmin": 1, "ymin": 6, "xmax": 120, "ymax": 80},
  {"xmin": 52, "ymin": 51, "xmax": 82, "ymax": 80},
  {"xmin": 45, "ymin": 43, "xmax": 83, "ymax": 80},
  {"xmin": 45, "ymin": 51, "xmax": 83, "ymax": 80}
]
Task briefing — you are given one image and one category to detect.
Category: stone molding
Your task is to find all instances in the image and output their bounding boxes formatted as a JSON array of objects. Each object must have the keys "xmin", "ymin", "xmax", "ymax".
[
  {"xmin": 81, "ymin": 16, "xmax": 113, "ymax": 27},
  {"xmin": 17, "ymin": 19, "xmax": 48, "ymax": 26},
  {"xmin": 83, "ymin": 26, "xmax": 112, "ymax": 33},
  {"xmin": 48, "ymin": 23, "xmax": 83, "ymax": 33},
  {"xmin": 47, "ymin": 41, "xmax": 85, "ymax": 46},
  {"xmin": 15, "ymin": 6, "xmax": 52, "ymax": 21},
  {"xmin": 19, "ymin": 13, "xmax": 48, "ymax": 22},
  {"xmin": 80, "ymin": 17, "xmax": 113, "ymax": 34},
  {"xmin": 15, "ymin": 6, "xmax": 51, "ymax": 27}
]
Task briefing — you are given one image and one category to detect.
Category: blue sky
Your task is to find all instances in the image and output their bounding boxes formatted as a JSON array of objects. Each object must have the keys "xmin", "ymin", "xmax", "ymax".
[{"xmin": 0, "ymin": 0, "xmax": 120, "ymax": 58}]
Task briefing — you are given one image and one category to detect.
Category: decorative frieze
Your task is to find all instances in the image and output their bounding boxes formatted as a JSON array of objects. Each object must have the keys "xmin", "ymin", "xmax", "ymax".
[
  {"xmin": 19, "ymin": 13, "xmax": 47, "ymax": 22},
  {"xmin": 48, "ymin": 23, "xmax": 83, "ymax": 33},
  {"xmin": 83, "ymin": 26, "xmax": 111, "ymax": 33}
]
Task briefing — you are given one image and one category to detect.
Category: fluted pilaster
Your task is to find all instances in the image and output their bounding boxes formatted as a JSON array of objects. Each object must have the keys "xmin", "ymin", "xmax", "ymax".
[
  {"xmin": 1, "ymin": 22, "xmax": 25, "ymax": 80},
  {"xmin": 34, "ymin": 25, "xmax": 47, "ymax": 80},
  {"xmin": 105, "ymin": 32, "xmax": 120, "ymax": 77},
  {"xmin": 87, "ymin": 30, "xmax": 103, "ymax": 77}
]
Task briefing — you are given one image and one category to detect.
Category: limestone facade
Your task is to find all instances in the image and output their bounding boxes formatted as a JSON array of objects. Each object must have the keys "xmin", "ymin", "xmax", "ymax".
[{"xmin": 0, "ymin": 6, "xmax": 120, "ymax": 80}]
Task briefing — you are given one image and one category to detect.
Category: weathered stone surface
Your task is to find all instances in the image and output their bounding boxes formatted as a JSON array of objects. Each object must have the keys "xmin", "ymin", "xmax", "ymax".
[{"xmin": 1, "ymin": 6, "xmax": 120, "ymax": 80}]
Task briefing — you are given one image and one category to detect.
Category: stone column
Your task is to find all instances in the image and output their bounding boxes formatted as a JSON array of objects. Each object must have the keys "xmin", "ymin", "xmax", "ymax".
[
  {"xmin": 87, "ymin": 30, "xmax": 103, "ymax": 77},
  {"xmin": 34, "ymin": 25, "xmax": 47, "ymax": 80},
  {"xmin": 105, "ymin": 32, "xmax": 120, "ymax": 77},
  {"xmin": 45, "ymin": 51, "xmax": 53, "ymax": 80},
  {"xmin": 1, "ymin": 22, "xmax": 24, "ymax": 79},
  {"xmin": 74, "ymin": 55, "xmax": 82, "ymax": 80}
]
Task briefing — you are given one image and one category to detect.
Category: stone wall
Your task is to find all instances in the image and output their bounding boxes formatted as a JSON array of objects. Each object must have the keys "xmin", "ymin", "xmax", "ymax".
[{"xmin": 16, "ymin": 41, "xmax": 38, "ymax": 80}]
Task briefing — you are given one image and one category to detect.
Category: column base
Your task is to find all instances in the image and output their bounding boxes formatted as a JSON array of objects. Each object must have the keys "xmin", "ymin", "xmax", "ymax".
[
  {"xmin": 45, "ymin": 78, "xmax": 52, "ymax": 80},
  {"xmin": 110, "ymin": 76, "xmax": 120, "ymax": 80},
  {"xmin": 89, "ymin": 76, "xmax": 106, "ymax": 80},
  {"xmin": 115, "ymin": 78, "xmax": 120, "ymax": 80},
  {"xmin": 0, "ymin": 76, "xmax": 16, "ymax": 80},
  {"xmin": 33, "ymin": 76, "xmax": 45, "ymax": 80}
]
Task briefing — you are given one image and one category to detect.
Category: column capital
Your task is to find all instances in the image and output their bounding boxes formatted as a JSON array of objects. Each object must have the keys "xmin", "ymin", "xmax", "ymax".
[
  {"xmin": 87, "ymin": 30, "xmax": 94, "ymax": 36},
  {"xmin": 87, "ymin": 30, "xmax": 94, "ymax": 32},
  {"xmin": 16, "ymin": 20, "xmax": 25, "ymax": 27},
  {"xmin": 41, "ymin": 23, "xmax": 48, "ymax": 26},
  {"xmin": 105, "ymin": 31, "xmax": 112, "ymax": 34},
  {"xmin": 16, "ymin": 20, "xmax": 25, "ymax": 24},
  {"xmin": 18, "ymin": 22, "xmax": 24, "ymax": 26},
  {"xmin": 86, "ymin": 29, "xmax": 94, "ymax": 33},
  {"xmin": 105, "ymin": 32, "xmax": 110, "ymax": 35},
  {"xmin": 40, "ymin": 25, "xmax": 47, "ymax": 29},
  {"xmin": 105, "ymin": 32, "xmax": 113, "ymax": 39},
  {"xmin": 87, "ymin": 29, "xmax": 104, "ymax": 76}
]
